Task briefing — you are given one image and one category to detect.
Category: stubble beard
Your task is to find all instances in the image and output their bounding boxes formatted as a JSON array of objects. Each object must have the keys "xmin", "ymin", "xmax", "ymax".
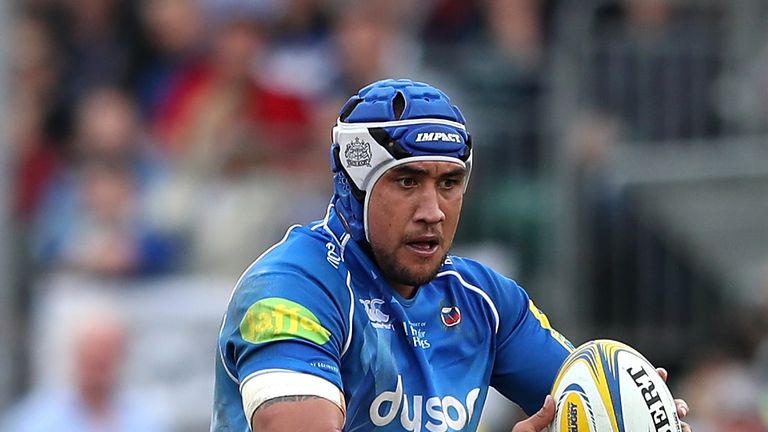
[{"xmin": 371, "ymin": 246, "xmax": 447, "ymax": 289}]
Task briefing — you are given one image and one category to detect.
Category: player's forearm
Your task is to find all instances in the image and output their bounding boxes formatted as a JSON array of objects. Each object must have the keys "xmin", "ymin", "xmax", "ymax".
[{"xmin": 250, "ymin": 396, "xmax": 344, "ymax": 432}]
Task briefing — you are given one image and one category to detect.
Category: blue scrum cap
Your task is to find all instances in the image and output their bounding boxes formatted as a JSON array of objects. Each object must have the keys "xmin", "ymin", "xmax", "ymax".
[{"xmin": 330, "ymin": 79, "xmax": 473, "ymax": 242}]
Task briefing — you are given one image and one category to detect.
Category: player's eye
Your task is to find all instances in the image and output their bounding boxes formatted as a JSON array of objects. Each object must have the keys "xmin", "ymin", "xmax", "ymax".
[
  {"xmin": 397, "ymin": 177, "xmax": 417, "ymax": 188},
  {"xmin": 439, "ymin": 178, "xmax": 461, "ymax": 189}
]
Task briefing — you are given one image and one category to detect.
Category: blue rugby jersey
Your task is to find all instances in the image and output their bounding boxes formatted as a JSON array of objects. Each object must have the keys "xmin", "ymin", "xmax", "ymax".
[{"xmin": 211, "ymin": 206, "xmax": 573, "ymax": 431}]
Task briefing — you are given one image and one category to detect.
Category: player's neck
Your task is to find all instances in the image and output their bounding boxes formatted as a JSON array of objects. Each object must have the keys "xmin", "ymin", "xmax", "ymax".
[{"xmin": 390, "ymin": 282, "xmax": 417, "ymax": 299}]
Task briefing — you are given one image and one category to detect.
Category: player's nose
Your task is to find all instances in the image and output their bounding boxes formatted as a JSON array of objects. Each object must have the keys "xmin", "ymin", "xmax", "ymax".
[{"xmin": 413, "ymin": 186, "xmax": 445, "ymax": 225}]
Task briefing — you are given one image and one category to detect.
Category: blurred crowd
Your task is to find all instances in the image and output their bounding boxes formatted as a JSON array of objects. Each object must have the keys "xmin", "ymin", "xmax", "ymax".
[
  {"xmin": 8, "ymin": 0, "xmax": 563, "ymax": 279},
  {"xmin": 3, "ymin": 0, "xmax": 768, "ymax": 431}
]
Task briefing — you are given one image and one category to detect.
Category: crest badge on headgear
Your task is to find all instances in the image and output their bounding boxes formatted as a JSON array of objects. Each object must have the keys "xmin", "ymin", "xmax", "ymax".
[{"xmin": 330, "ymin": 79, "xmax": 473, "ymax": 242}]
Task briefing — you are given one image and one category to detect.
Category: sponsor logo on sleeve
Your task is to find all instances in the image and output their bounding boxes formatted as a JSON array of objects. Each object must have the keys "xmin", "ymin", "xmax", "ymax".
[{"xmin": 239, "ymin": 297, "xmax": 331, "ymax": 345}]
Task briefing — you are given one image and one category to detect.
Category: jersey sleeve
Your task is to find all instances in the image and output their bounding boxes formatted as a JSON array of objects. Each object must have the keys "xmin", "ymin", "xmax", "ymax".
[
  {"xmin": 218, "ymin": 266, "xmax": 350, "ymax": 396},
  {"xmin": 489, "ymin": 277, "xmax": 574, "ymax": 415}
]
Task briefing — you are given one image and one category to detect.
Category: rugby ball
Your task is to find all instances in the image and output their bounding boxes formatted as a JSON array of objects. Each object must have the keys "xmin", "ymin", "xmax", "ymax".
[{"xmin": 549, "ymin": 339, "xmax": 682, "ymax": 432}]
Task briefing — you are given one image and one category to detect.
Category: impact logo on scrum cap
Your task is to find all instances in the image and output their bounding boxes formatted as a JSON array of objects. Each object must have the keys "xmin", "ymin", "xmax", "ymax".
[
  {"xmin": 345, "ymin": 137, "xmax": 372, "ymax": 167},
  {"xmin": 415, "ymin": 132, "xmax": 462, "ymax": 143}
]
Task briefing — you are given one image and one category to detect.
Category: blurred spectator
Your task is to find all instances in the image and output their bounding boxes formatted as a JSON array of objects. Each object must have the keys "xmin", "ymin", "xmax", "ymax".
[
  {"xmin": 35, "ymin": 159, "xmax": 176, "ymax": 277},
  {"xmin": 0, "ymin": 311, "xmax": 168, "ymax": 432},
  {"xmin": 70, "ymin": 87, "xmax": 167, "ymax": 184},
  {"xmin": 441, "ymin": 0, "xmax": 549, "ymax": 173},
  {"xmin": 719, "ymin": 27, "xmax": 768, "ymax": 133},
  {"xmin": 144, "ymin": 9, "xmax": 329, "ymax": 276},
  {"xmin": 588, "ymin": 0, "xmax": 722, "ymax": 141},
  {"xmin": 329, "ymin": 1, "xmax": 420, "ymax": 98},
  {"xmin": 564, "ymin": 2, "xmax": 727, "ymax": 333},
  {"xmin": 679, "ymin": 354, "xmax": 767, "ymax": 432},
  {"xmin": 55, "ymin": 0, "xmax": 136, "ymax": 87},
  {"xmin": 136, "ymin": 0, "xmax": 207, "ymax": 118},
  {"xmin": 316, "ymin": 0, "xmax": 426, "ymax": 176},
  {"xmin": 32, "ymin": 88, "xmax": 178, "ymax": 278},
  {"xmin": 564, "ymin": 111, "xmax": 723, "ymax": 339},
  {"xmin": 752, "ymin": 263, "xmax": 768, "ymax": 402},
  {"xmin": 420, "ymin": 0, "xmax": 484, "ymax": 47},
  {"xmin": 419, "ymin": 0, "xmax": 554, "ymax": 278},
  {"xmin": 11, "ymin": 12, "xmax": 63, "ymax": 220},
  {"xmin": 44, "ymin": 0, "xmax": 143, "ymax": 140},
  {"xmin": 260, "ymin": 0, "xmax": 335, "ymax": 98},
  {"xmin": 150, "ymin": 169, "xmax": 322, "ymax": 276},
  {"xmin": 486, "ymin": 0, "xmax": 545, "ymax": 68},
  {"xmin": 151, "ymin": 16, "xmax": 313, "ymax": 172},
  {"xmin": 21, "ymin": 0, "xmax": 60, "ymax": 15}
]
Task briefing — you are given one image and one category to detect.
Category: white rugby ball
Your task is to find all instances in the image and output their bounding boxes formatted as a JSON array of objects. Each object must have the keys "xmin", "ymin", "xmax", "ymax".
[{"xmin": 549, "ymin": 339, "xmax": 682, "ymax": 432}]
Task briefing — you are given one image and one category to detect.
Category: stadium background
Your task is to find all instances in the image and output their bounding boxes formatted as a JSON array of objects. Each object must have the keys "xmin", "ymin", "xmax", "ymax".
[{"xmin": 0, "ymin": 0, "xmax": 767, "ymax": 430}]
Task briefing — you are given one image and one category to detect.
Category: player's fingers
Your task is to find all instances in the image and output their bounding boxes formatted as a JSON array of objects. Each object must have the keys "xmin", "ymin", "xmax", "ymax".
[
  {"xmin": 675, "ymin": 399, "xmax": 689, "ymax": 418},
  {"xmin": 511, "ymin": 395, "xmax": 555, "ymax": 432},
  {"xmin": 656, "ymin": 367, "xmax": 668, "ymax": 382},
  {"xmin": 681, "ymin": 421, "xmax": 692, "ymax": 432}
]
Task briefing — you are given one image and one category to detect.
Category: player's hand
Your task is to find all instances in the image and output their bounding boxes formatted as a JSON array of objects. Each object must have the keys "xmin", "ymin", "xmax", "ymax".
[
  {"xmin": 510, "ymin": 394, "xmax": 555, "ymax": 432},
  {"xmin": 656, "ymin": 368, "xmax": 692, "ymax": 432}
]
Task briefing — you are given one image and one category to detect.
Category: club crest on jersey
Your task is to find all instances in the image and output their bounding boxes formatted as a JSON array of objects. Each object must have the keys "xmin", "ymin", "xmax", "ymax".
[
  {"xmin": 440, "ymin": 306, "xmax": 461, "ymax": 327},
  {"xmin": 345, "ymin": 137, "xmax": 372, "ymax": 167}
]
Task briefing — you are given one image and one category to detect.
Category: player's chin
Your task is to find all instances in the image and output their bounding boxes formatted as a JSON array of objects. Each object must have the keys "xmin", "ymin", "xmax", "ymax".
[{"xmin": 403, "ymin": 257, "xmax": 445, "ymax": 285}]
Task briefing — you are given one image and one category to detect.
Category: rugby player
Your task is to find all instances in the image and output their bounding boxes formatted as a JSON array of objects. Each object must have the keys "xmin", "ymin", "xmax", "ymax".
[{"xmin": 211, "ymin": 79, "xmax": 690, "ymax": 432}]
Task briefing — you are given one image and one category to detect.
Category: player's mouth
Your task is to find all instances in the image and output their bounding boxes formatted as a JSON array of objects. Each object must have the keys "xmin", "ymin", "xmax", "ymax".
[{"xmin": 405, "ymin": 236, "xmax": 440, "ymax": 257}]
